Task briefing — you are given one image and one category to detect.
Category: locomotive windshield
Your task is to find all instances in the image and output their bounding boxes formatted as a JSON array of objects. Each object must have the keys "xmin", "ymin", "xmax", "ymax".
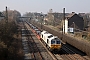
[
  {"xmin": 51, "ymin": 38, "xmax": 61, "ymax": 44},
  {"xmin": 56, "ymin": 40, "xmax": 60, "ymax": 44},
  {"xmin": 51, "ymin": 40, "xmax": 55, "ymax": 44}
]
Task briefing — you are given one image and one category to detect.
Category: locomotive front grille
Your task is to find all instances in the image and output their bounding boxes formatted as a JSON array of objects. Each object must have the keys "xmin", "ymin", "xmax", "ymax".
[{"xmin": 51, "ymin": 44, "xmax": 61, "ymax": 49}]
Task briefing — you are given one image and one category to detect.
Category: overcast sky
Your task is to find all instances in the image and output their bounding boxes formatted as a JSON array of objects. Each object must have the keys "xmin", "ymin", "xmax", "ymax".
[{"xmin": 0, "ymin": 0, "xmax": 90, "ymax": 14}]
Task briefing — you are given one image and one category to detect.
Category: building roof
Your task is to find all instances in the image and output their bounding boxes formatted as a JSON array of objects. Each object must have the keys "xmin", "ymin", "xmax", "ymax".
[
  {"xmin": 48, "ymin": 12, "xmax": 70, "ymax": 20},
  {"xmin": 78, "ymin": 13, "xmax": 85, "ymax": 17},
  {"xmin": 66, "ymin": 13, "xmax": 76, "ymax": 18}
]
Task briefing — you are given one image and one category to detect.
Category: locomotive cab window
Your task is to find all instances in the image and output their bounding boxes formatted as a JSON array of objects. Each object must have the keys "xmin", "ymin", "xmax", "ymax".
[
  {"xmin": 48, "ymin": 35, "xmax": 53, "ymax": 38},
  {"xmin": 47, "ymin": 39, "xmax": 49, "ymax": 43},
  {"xmin": 42, "ymin": 35, "xmax": 43, "ymax": 38}
]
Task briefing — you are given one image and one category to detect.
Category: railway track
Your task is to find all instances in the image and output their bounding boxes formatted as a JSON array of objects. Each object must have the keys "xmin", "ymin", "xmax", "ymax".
[
  {"xmin": 59, "ymin": 44, "xmax": 89, "ymax": 60},
  {"xmin": 28, "ymin": 32, "xmax": 43, "ymax": 60},
  {"xmin": 52, "ymin": 44, "xmax": 89, "ymax": 60},
  {"xmin": 23, "ymin": 21, "xmax": 57, "ymax": 60},
  {"xmin": 60, "ymin": 54, "xmax": 85, "ymax": 60},
  {"xmin": 54, "ymin": 54, "xmax": 63, "ymax": 60},
  {"xmin": 22, "ymin": 22, "xmax": 43, "ymax": 60}
]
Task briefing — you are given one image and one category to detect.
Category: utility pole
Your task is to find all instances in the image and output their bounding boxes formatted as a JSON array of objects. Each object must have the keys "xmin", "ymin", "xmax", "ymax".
[
  {"xmin": 6, "ymin": 6, "xmax": 8, "ymax": 23},
  {"xmin": 40, "ymin": 12, "xmax": 44, "ymax": 30},
  {"xmin": 61, "ymin": 8, "xmax": 65, "ymax": 40},
  {"xmin": 63, "ymin": 8, "xmax": 65, "ymax": 34},
  {"xmin": 73, "ymin": 22, "xmax": 75, "ymax": 33},
  {"xmin": 5, "ymin": 6, "xmax": 8, "ymax": 35}
]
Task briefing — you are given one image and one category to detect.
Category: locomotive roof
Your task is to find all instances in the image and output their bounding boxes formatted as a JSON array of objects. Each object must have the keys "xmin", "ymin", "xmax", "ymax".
[
  {"xmin": 49, "ymin": 36, "xmax": 60, "ymax": 41},
  {"xmin": 43, "ymin": 33, "xmax": 52, "ymax": 36}
]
